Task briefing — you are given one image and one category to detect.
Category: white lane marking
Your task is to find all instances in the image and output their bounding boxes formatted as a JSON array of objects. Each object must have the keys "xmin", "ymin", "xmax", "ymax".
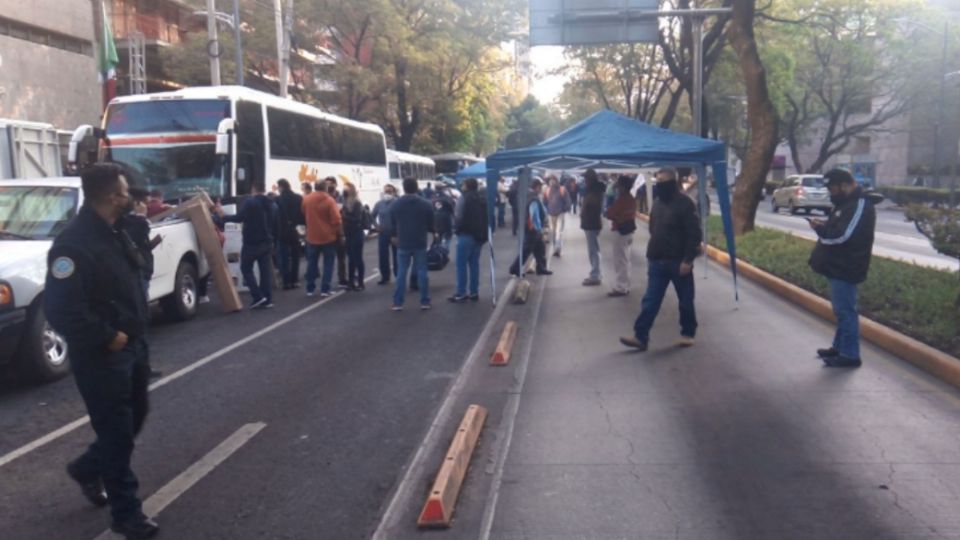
[
  {"xmin": 0, "ymin": 274, "xmax": 378, "ymax": 470},
  {"xmin": 478, "ymin": 277, "xmax": 547, "ymax": 540},
  {"xmin": 371, "ymin": 277, "xmax": 518, "ymax": 540},
  {"xmin": 94, "ymin": 422, "xmax": 266, "ymax": 540}
]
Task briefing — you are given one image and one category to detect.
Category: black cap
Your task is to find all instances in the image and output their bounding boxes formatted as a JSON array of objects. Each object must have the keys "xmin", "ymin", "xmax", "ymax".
[{"xmin": 823, "ymin": 169, "xmax": 855, "ymax": 187}]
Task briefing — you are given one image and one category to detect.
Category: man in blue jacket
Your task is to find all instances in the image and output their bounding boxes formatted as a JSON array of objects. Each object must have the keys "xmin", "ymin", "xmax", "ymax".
[
  {"xmin": 808, "ymin": 169, "xmax": 877, "ymax": 368},
  {"xmin": 391, "ymin": 177, "xmax": 436, "ymax": 310},
  {"xmin": 222, "ymin": 182, "xmax": 279, "ymax": 309}
]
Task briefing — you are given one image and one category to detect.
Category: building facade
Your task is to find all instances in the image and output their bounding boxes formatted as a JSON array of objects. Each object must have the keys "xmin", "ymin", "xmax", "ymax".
[{"xmin": 0, "ymin": 0, "xmax": 100, "ymax": 129}]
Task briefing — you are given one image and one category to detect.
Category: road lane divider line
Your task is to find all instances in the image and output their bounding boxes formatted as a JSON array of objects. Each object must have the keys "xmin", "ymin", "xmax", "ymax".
[
  {"xmin": 93, "ymin": 422, "xmax": 266, "ymax": 540},
  {"xmin": 0, "ymin": 274, "xmax": 378, "ymax": 470},
  {"xmin": 490, "ymin": 322, "xmax": 518, "ymax": 366},
  {"xmin": 371, "ymin": 277, "xmax": 517, "ymax": 539},
  {"xmin": 479, "ymin": 275, "xmax": 546, "ymax": 540},
  {"xmin": 417, "ymin": 405, "xmax": 488, "ymax": 528}
]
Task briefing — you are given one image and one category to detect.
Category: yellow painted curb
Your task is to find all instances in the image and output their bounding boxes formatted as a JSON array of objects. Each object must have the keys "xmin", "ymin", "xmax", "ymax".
[
  {"xmin": 705, "ymin": 245, "xmax": 960, "ymax": 389},
  {"xmin": 417, "ymin": 404, "xmax": 488, "ymax": 528},
  {"xmin": 491, "ymin": 321, "xmax": 518, "ymax": 366}
]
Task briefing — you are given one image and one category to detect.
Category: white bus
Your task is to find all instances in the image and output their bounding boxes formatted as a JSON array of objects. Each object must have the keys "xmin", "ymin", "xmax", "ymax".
[
  {"xmin": 70, "ymin": 86, "xmax": 389, "ymax": 208},
  {"xmin": 387, "ymin": 149, "xmax": 435, "ymax": 188}
]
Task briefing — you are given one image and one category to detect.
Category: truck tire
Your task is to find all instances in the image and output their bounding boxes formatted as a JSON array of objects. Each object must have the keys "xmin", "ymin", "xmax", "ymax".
[
  {"xmin": 17, "ymin": 303, "xmax": 70, "ymax": 383},
  {"xmin": 161, "ymin": 258, "xmax": 198, "ymax": 322}
]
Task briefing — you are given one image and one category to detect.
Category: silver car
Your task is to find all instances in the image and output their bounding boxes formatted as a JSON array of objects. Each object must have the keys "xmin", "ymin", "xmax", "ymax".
[{"xmin": 771, "ymin": 174, "xmax": 832, "ymax": 214}]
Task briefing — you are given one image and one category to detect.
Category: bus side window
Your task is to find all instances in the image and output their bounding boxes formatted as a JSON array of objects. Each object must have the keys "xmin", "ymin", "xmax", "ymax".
[{"xmin": 236, "ymin": 101, "xmax": 265, "ymax": 195}]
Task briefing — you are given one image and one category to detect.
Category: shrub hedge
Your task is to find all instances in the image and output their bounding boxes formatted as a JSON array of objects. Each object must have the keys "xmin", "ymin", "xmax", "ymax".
[
  {"xmin": 875, "ymin": 185, "xmax": 954, "ymax": 207},
  {"xmin": 707, "ymin": 216, "xmax": 960, "ymax": 358}
]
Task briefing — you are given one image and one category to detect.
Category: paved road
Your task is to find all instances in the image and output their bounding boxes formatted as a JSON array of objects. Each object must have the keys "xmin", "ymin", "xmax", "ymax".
[
  {"xmin": 0, "ymin": 228, "xmax": 519, "ymax": 540},
  {"xmin": 711, "ymin": 199, "xmax": 957, "ymax": 271}
]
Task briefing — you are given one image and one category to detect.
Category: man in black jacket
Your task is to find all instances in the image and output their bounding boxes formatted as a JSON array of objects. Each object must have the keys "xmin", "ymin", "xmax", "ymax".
[
  {"xmin": 449, "ymin": 178, "xmax": 489, "ymax": 302},
  {"xmin": 275, "ymin": 179, "xmax": 304, "ymax": 290},
  {"xmin": 808, "ymin": 169, "xmax": 877, "ymax": 367},
  {"xmin": 621, "ymin": 167, "xmax": 701, "ymax": 351},
  {"xmin": 222, "ymin": 183, "xmax": 280, "ymax": 309}
]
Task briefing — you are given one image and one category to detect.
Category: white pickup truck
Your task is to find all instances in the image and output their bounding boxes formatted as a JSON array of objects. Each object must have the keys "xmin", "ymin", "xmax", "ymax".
[{"xmin": 0, "ymin": 177, "xmax": 208, "ymax": 382}]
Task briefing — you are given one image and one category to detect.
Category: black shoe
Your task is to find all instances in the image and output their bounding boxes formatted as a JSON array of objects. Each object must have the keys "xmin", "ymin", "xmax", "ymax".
[
  {"xmin": 110, "ymin": 515, "xmax": 159, "ymax": 539},
  {"xmin": 823, "ymin": 355, "xmax": 862, "ymax": 368},
  {"xmin": 536, "ymin": 269, "xmax": 553, "ymax": 275},
  {"xmin": 448, "ymin": 295, "xmax": 468, "ymax": 303},
  {"xmin": 469, "ymin": 294, "xmax": 479, "ymax": 302},
  {"xmin": 817, "ymin": 347, "xmax": 839, "ymax": 359},
  {"xmin": 66, "ymin": 461, "xmax": 107, "ymax": 507},
  {"xmin": 148, "ymin": 369, "xmax": 163, "ymax": 379}
]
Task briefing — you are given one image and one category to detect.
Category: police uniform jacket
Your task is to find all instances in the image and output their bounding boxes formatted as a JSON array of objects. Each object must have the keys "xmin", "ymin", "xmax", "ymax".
[{"xmin": 43, "ymin": 205, "xmax": 150, "ymax": 352}]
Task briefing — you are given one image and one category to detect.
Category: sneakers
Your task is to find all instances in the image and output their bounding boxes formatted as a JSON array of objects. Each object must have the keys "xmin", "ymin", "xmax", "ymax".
[
  {"xmin": 198, "ymin": 295, "xmax": 211, "ymax": 304},
  {"xmin": 676, "ymin": 336, "xmax": 695, "ymax": 348},
  {"xmin": 249, "ymin": 297, "xmax": 269, "ymax": 310},
  {"xmin": 817, "ymin": 347, "xmax": 839, "ymax": 359},
  {"xmin": 262, "ymin": 302, "xmax": 275, "ymax": 309},
  {"xmin": 448, "ymin": 295, "xmax": 468, "ymax": 303},
  {"xmin": 420, "ymin": 302, "xmax": 432, "ymax": 311},
  {"xmin": 607, "ymin": 290, "xmax": 629, "ymax": 297},
  {"xmin": 619, "ymin": 336, "xmax": 648, "ymax": 351},
  {"xmin": 469, "ymin": 293, "xmax": 479, "ymax": 302},
  {"xmin": 306, "ymin": 290, "xmax": 316, "ymax": 297},
  {"xmin": 535, "ymin": 269, "xmax": 553, "ymax": 275},
  {"xmin": 319, "ymin": 291, "xmax": 332, "ymax": 298},
  {"xmin": 390, "ymin": 305, "xmax": 404, "ymax": 311},
  {"xmin": 110, "ymin": 514, "xmax": 159, "ymax": 539},
  {"xmin": 823, "ymin": 355, "xmax": 862, "ymax": 368},
  {"xmin": 582, "ymin": 277, "xmax": 601, "ymax": 286},
  {"xmin": 66, "ymin": 461, "xmax": 107, "ymax": 507}
]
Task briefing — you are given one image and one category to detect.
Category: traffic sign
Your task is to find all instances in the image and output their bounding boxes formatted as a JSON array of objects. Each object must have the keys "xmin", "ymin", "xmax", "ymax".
[{"xmin": 529, "ymin": 0, "xmax": 660, "ymax": 46}]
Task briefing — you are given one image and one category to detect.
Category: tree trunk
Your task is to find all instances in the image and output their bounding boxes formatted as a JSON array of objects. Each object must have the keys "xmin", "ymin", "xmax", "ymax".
[
  {"xmin": 726, "ymin": 0, "xmax": 779, "ymax": 236},
  {"xmin": 659, "ymin": 88, "xmax": 684, "ymax": 129}
]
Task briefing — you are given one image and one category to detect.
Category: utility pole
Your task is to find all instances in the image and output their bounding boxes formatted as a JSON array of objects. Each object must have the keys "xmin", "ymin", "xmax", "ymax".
[
  {"xmin": 206, "ymin": 0, "xmax": 221, "ymax": 86},
  {"xmin": 282, "ymin": 0, "xmax": 294, "ymax": 97},
  {"xmin": 233, "ymin": 0, "xmax": 244, "ymax": 86},
  {"xmin": 273, "ymin": 0, "xmax": 291, "ymax": 98}
]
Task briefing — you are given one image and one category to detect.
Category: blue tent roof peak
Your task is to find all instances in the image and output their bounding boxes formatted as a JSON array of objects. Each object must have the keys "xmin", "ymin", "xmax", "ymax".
[{"xmin": 487, "ymin": 109, "xmax": 726, "ymax": 172}]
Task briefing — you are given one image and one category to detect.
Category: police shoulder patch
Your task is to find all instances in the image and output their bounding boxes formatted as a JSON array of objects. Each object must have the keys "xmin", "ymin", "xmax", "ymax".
[{"xmin": 51, "ymin": 256, "xmax": 76, "ymax": 279}]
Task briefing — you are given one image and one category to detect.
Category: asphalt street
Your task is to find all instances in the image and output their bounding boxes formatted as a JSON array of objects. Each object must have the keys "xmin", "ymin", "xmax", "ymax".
[
  {"xmin": 0, "ymin": 226, "xmax": 520, "ymax": 540},
  {"xmin": 712, "ymin": 198, "xmax": 957, "ymax": 271}
]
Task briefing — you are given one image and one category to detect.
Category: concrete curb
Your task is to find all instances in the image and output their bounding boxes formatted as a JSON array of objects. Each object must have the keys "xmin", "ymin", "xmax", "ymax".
[{"xmin": 637, "ymin": 211, "xmax": 960, "ymax": 390}]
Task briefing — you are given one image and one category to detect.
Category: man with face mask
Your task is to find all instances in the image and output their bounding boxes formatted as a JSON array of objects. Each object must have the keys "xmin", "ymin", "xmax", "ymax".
[
  {"xmin": 807, "ymin": 168, "xmax": 878, "ymax": 368},
  {"xmin": 621, "ymin": 167, "xmax": 702, "ymax": 351},
  {"xmin": 44, "ymin": 163, "xmax": 158, "ymax": 538},
  {"xmin": 372, "ymin": 184, "xmax": 399, "ymax": 284}
]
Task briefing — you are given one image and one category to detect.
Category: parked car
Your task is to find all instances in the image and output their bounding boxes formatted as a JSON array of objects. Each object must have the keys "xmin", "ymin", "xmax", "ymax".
[
  {"xmin": 0, "ymin": 178, "xmax": 208, "ymax": 382},
  {"xmin": 771, "ymin": 174, "xmax": 831, "ymax": 214}
]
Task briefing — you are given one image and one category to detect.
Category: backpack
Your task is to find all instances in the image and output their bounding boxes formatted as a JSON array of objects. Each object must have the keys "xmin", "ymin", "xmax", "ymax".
[{"xmin": 426, "ymin": 239, "xmax": 450, "ymax": 271}]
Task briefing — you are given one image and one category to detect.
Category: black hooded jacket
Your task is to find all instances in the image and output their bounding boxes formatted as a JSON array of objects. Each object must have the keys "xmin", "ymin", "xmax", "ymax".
[{"xmin": 808, "ymin": 187, "xmax": 878, "ymax": 284}]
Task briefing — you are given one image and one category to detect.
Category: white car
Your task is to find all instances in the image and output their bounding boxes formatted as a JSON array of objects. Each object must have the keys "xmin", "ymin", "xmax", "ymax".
[
  {"xmin": 771, "ymin": 174, "xmax": 832, "ymax": 215},
  {"xmin": 0, "ymin": 178, "xmax": 208, "ymax": 382}
]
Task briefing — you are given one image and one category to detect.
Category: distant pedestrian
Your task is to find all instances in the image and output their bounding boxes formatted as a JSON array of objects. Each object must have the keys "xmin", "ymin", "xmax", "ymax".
[
  {"xmin": 301, "ymin": 182, "xmax": 313, "ymax": 196},
  {"xmin": 302, "ymin": 179, "xmax": 342, "ymax": 297},
  {"xmin": 545, "ymin": 175, "xmax": 571, "ymax": 257},
  {"xmin": 341, "ymin": 184, "xmax": 370, "ymax": 291},
  {"xmin": 222, "ymin": 183, "xmax": 279, "ymax": 309},
  {"xmin": 507, "ymin": 179, "xmax": 519, "ymax": 236},
  {"xmin": 565, "ymin": 174, "xmax": 580, "ymax": 214},
  {"xmin": 422, "ymin": 182, "xmax": 435, "ymax": 201},
  {"xmin": 45, "ymin": 163, "xmax": 159, "ymax": 539},
  {"xmin": 124, "ymin": 187, "xmax": 163, "ymax": 379},
  {"xmin": 325, "ymin": 176, "xmax": 349, "ymax": 288},
  {"xmin": 808, "ymin": 168, "xmax": 877, "ymax": 368},
  {"xmin": 509, "ymin": 178, "xmax": 552, "ymax": 276},
  {"xmin": 620, "ymin": 167, "xmax": 701, "ymax": 351},
  {"xmin": 276, "ymin": 179, "xmax": 304, "ymax": 290},
  {"xmin": 449, "ymin": 178, "xmax": 488, "ymax": 303},
  {"xmin": 391, "ymin": 177, "xmax": 436, "ymax": 310},
  {"xmin": 432, "ymin": 183, "xmax": 456, "ymax": 251},
  {"xmin": 580, "ymin": 168, "xmax": 604, "ymax": 287},
  {"xmin": 606, "ymin": 175, "xmax": 638, "ymax": 297},
  {"xmin": 496, "ymin": 177, "xmax": 508, "ymax": 228},
  {"xmin": 372, "ymin": 184, "xmax": 399, "ymax": 285}
]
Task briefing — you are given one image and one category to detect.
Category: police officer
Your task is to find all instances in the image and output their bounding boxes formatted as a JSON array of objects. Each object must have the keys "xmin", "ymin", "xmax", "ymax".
[{"xmin": 44, "ymin": 163, "xmax": 158, "ymax": 539}]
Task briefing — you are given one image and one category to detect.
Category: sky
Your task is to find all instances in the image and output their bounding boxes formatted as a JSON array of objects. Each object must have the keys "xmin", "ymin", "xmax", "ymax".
[{"xmin": 529, "ymin": 45, "xmax": 570, "ymax": 105}]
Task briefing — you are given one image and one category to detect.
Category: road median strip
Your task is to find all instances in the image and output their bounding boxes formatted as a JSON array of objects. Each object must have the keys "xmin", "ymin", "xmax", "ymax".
[{"xmin": 417, "ymin": 404, "xmax": 488, "ymax": 528}]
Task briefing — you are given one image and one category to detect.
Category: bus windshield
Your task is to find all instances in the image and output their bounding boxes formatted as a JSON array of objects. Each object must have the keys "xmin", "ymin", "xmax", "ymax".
[{"xmin": 104, "ymin": 100, "xmax": 230, "ymax": 200}]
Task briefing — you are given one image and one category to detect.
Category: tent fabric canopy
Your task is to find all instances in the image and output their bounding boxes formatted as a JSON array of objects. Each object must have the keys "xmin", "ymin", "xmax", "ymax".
[
  {"xmin": 484, "ymin": 109, "xmax": 739, "ymax": 301},
  {"xmin": 486, "ymin": 109, "xmax": 726, "ymax": 172}
]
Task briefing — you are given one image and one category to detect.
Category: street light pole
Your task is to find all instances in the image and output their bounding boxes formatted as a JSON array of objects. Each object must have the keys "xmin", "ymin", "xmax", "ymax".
[
  {"xmin": 205, "ymin": 0, "xmax": 221, "ymax": 86},
  {"xmin": 933, "ymin": 21, "xmax": 948, "ymax": 189},
  {"xmin": 232, "ymin": 0, "xmax": 243, "ymax": 86}
]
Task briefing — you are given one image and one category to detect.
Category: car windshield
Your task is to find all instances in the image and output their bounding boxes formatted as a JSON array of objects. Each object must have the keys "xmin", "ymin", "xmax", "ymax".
[
  {"xmin": 105, "ymin": 99, "xmax": 229, "ymax": 199},
  {"xmin": 0, "ymin": 186, "xmax": 79, "ymax": 240},
  {"xmin": 802, "ymin": 177, "xmax": 825, "ymax": 188}
]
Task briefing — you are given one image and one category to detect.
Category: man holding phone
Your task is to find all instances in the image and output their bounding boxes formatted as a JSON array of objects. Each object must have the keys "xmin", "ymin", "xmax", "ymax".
[{"xmin": 807, "ymin": 169, "xmax": 878, "ymax": 368}]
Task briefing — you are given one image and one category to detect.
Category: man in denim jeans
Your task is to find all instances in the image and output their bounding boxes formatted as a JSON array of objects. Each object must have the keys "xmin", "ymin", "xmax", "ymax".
[
  {"xmin": 302, "ymin": 180, "xmax": 342, "ymax": 298},
  {"xmin": 621, "ymin": 167, "xmax": 701, "ymax": 351},
  {"xmin": 448, "ymin": 178, "xmax": 488, "ymax": 303},
  {"xmin": 391, "ymin": 177, "xmax": 436, "ymax": 310},
  {"xmin": 807, "ymin": 169, "xmax": 877, "ymax": 368}
]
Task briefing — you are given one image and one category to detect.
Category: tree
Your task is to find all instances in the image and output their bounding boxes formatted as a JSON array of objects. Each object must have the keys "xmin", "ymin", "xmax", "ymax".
[
  {"xmin": 727, "ymin": 0, "xmax": 779, "ymax": 235},
  {"xmin": 503, "ymin": 96, "xmax": 563, "ymax": 149},
  {"xmin": 906, "ymin": 205, "xmax": 960, "ymax": 305},
  {"xmin": 768, "ymin": 0, "xmax": 917, "ymax": 175}
]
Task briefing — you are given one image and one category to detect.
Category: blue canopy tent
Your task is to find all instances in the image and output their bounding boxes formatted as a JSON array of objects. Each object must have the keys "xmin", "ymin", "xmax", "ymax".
[{"xmin": 484, "ymin": 109, "xmax": 739, "ymax": 301}]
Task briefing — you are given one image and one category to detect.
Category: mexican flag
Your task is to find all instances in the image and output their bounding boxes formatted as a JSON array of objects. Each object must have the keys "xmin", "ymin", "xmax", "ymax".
[{"xmin": 99, "ymin": 0, "xmax": 119, "ymax": 107}]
